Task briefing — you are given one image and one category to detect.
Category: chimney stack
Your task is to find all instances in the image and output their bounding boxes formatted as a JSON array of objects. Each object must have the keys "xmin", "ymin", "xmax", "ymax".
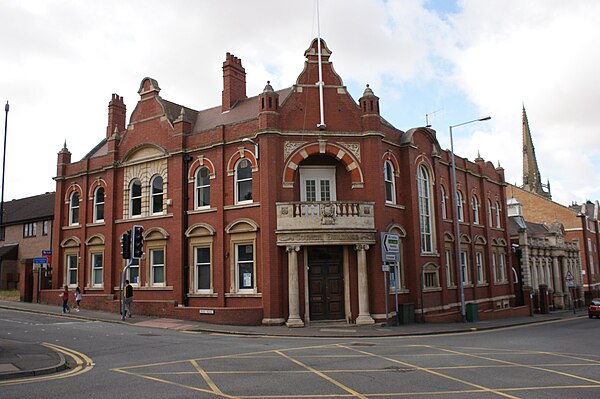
[
  {"xmin": 222, "ymin": 53, "xmax": 246, "ymax": 112},
  {"xmin": 107, "ymin": 93, "xmax": 126, "ymax": 137}
]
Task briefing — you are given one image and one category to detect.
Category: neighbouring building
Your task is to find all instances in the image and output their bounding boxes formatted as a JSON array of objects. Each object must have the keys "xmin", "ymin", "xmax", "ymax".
[
  {"xmin": 0, "ymin": 192, "xmax": 54, "ymax": 300},
  {"xmin": 507, "ymin": 105, "xmax": 599, "ymax": 304},
  {"xmin": 43, "ymin": 39, "xmax": 518, "ymax": 326}
]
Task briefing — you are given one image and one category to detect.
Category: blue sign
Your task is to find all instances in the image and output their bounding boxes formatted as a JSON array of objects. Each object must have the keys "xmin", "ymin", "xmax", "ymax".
[
  {"xmin": 42, "ymin": 250, "xmax": 52, "ymax": 255},
  {"xmin": 33, "ymin": 257, "xmax": 48, "ymax": 264}
]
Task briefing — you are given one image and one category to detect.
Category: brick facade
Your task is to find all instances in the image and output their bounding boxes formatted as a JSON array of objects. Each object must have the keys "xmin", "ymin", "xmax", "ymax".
[{"xmin": 45, "ymin": 39, "xmax": 513, "ymax": 325}]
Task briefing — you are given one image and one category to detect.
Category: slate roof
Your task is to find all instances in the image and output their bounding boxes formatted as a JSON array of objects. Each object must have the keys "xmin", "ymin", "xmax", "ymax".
[
  {"xmin": 1, "ymin": 192, "xmax": 55, "ymax": 226},
  {"xmin": 507, "ymin": 216, "xmax": 549, "ymax": 237}
]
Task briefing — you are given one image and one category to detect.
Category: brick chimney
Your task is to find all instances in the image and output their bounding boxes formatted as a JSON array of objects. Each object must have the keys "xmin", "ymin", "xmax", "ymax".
[
  {"xmin": 107, "ymin": 93, "xmax": 126, "ymax": 138},
  {"xmin": 222, "ymin": 53, "xmax": 246, "ymax": 112}
]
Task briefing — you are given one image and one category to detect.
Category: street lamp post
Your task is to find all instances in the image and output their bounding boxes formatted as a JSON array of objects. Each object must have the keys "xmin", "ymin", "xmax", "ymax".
[
  {"xmin": 449, "ymin": 116, "xmax": 490, "ymax": 322},
  {"xmin": 1, "ymin": 101, "xmax": 8, "ymax": 233}
]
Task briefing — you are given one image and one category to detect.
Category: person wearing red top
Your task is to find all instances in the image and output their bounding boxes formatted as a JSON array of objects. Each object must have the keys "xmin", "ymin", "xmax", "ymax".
[{"xmin": 60, "ymin": 285, "xmax": 70, "ymax": 314}]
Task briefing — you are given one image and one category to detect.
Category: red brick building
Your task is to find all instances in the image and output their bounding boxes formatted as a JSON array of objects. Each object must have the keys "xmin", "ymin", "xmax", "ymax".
[{"xmin": 44, "ymin": 39, "xmax": 515, "ymax": 325}]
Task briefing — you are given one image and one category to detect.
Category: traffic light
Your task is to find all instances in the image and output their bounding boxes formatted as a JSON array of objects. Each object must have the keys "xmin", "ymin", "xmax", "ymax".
[
  {"xmin": 132, "ymin": 225, "xmax": 144, "ymax": 259},
  {"xmin": 121, "ymin": 230, "xmax": 131, "ymax": 259}
]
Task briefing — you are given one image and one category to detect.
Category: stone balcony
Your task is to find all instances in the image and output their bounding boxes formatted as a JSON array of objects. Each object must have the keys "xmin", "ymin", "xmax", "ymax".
[{"xmin": 276, "ymin": 201, "xmax": 376, "ymax": 246}]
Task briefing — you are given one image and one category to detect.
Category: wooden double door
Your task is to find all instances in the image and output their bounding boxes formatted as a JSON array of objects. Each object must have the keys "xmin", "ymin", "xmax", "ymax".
[{"xmin": 308, "ymin": 246, "xmax": 344, "ymax": 321}]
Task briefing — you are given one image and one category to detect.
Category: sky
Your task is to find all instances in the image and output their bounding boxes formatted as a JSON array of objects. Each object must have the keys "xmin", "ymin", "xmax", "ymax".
[{"xmin": 1, "ymin": 0, "xmax": 599, "ymax": 207}]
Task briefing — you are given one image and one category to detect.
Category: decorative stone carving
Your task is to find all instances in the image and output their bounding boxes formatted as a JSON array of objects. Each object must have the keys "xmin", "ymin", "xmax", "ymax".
[
  {"xmin": 339, "ymin": 142, "xmax": 361, "ymax": 161},
  {"xmin": 283, "ymin": 141, "xmax": 306, "ymax": 160},
  {"xmin": 321, "ymin": 203, "xmax": 336, "ymax": 225}
]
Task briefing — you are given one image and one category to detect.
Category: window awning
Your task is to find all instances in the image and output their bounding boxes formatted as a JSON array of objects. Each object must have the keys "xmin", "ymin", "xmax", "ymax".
[{"xmin": 0, "ymin": 244, "xmax": 18, "ymax": 260}]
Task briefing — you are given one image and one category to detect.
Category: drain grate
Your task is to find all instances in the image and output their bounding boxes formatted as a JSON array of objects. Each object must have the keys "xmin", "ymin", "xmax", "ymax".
[{"xmin": 137, "ymin": 333, "xmax": 161, "ymax": 337}]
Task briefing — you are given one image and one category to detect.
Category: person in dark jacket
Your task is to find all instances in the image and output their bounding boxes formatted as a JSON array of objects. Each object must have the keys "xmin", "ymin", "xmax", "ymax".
[{"xmin": 124, "ymin": 280, "xmax": 133, "ymax": 318}]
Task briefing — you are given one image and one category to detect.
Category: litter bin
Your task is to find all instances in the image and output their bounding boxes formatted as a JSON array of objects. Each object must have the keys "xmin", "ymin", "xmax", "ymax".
[
  {"xmin": 466, "ymin": 302, "xmax": 478, "ymax": 322},
  {"xmin": 398, "ymin": 303, "xmax": 415, "ymax": 324}
]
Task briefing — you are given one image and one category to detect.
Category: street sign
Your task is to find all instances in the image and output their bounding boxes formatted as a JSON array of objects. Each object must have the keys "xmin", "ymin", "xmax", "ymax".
[
  {"xmin": 565, "ymin": 271, "xmax": 574, "ymax": 281},
  {"xmin": 42, "ymin": 250, "xmax": 52, "ymax": 255},
  {"xmin": 33, "ymin": 257, "xmax": 47, "ymax": 264},
  {"xmin": 382, "ymin": 263, "xmax": 390, "ymax": 272},
  {"xmin": 381, "ymin": 232, "xmax": 400, "ymax": 263}
]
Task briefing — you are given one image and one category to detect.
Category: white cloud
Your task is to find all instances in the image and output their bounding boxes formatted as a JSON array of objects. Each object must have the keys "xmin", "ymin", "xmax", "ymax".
[{"xmin": 0, "ymin": 0, "xmax": 597, "ymax": 206}]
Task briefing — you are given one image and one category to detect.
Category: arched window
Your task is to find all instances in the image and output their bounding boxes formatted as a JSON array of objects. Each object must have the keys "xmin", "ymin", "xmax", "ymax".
[
  {"xmin": 422, "ymin": 264, "xmax": 440, "ymax": 289},
  {"xmin": 94, "ymin": 187, "xmax": 105, "ymax": 223},
  {"xmin": 472, "ymin": 195, "xmax": 479, "ymax": 225},
  {"xmin": 151, "ymin": 176, "xmax": 163, "ymax": 214},
  {"xmin": 440, "ymin": 186, "xmax": 447, "ymax": 219},
  {"xmin": 130, "ymin": 179, "xmax": 142, "ymax": 217},
  {"xmin": 456, "ymin": 190, "xmax": 464, "ymax": 222},
  {"xmin": 235, "ymin": 158, "xmax": 253, "ymax": 204},
  {"xmin": 69, "ymin": 192, "xmax": 80, "ymax": 226},
  {"xmin": 383, "ymin": 160, "xmax": 395, "ymax": 203},
  {"xmin": 487, "ymin": 199, "xmax": 493, "ymax": 226},
  {"xmin": 417, "ymin": 164, "xmax": 433, "ymax": 253},
  {"xmin": 495, "ymin": 201, "xmax": 501, "ymax": 227},
  {"xmin": 195, "ymin": 167, "xmax": 210, "ymax": 209}
]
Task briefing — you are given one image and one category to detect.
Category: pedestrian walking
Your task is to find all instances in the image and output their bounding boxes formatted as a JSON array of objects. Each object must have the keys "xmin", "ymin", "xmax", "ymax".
[
  {"xmin": 59, "ymin": 285, "xmax": 70, "ymax": 313},
  {"xmin": 74, "ymin": 286, "xmax": 82, "ymax": 312},
  {"xmin": 124, "ymin": 280, "xmax": 133, "ymax": 318}
]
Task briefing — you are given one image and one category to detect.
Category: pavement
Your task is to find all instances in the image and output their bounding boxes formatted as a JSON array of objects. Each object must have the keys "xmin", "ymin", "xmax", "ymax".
[{"xmin": 0, "ymin": 299, "xmax": 586, "ymax": 381}]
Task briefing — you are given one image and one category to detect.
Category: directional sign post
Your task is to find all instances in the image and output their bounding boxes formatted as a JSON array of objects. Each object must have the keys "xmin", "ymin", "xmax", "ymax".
[{"xmin": 381, "ymin": 232, "xmax": 401, "ymax": 325}]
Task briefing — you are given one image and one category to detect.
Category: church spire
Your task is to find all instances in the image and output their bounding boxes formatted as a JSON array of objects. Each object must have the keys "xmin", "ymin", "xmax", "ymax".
[{"xmin": 521, "ymin": 105, "xmax": 551, "ymax": 199}]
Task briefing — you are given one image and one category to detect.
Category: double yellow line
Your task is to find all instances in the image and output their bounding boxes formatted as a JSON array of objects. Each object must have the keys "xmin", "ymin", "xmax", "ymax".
[{"xmin": 0, "ymin": 343, "xmax": 93, "ymax": 386}]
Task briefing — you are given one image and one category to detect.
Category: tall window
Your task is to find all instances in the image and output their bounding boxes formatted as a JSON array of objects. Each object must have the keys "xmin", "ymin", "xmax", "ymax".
[
  {"xmin": 475, "ymin": 251, "xmax": 485, "ymax": 284},
  {"xmin": 23, "ymin": 222, "xmax": 36, "ymax": 237},
  {"xmin": 460, "ymin": 250, "xmax": 469, "ymax": 285},
  {"xmin": 42, "ymin": 220, "xmax": 50, "ymax": 236},
  {"xmin": 195, "ymin": 247, "xmax": 211, "ymax": 292},
  {"xmin": 130, "ymin": 179, "xmax": 142, "ymax": 217},
  {"xmin": 472, "ymin": 195, "xmax": 480, "ymax": 225},
  {"xmin": 195, "ymin": 167, "xmax": 211, "ymax": 209},
  {"xmin": 456, "ymin": 191, "xmax": 464, "ymax": 222},
  {"xmin": 440, "ymin": 186, "xmax": 447, "ymax": 219},
  {"xmin": 384, "ymin": 160, "xmax": 395, "ymax": 203},
  {"xmin": 91, "ymin": 253, "xmax": 103, "ymax": 287},
  {"xmin": 235, "ymin": 159, "xmax": 253, "ymax": 204},
  {"xmin": 495, "ymin": 201, "xmax": 501, "ymax": 227},
  {"xmin": 69, "ymin": 192, "xmax": 80, "ymax": 225},
  {"xmin": 487, "ymin": 199, "xmax": 493, "ymax": 226},
  {"xmin": 151, "ymin": 176, "xmax": 163, "ymax": 214},
  {"xmin": 127, "ymin": 258, "xmax": 140, "ymax": 286},
  {"xmin": 417, "ymin": 165, "xmax": 433, "ymax": 253},
  {"xmin": 150, "ymin": 248, "xmax": 165, "ymax": 286},
  {"xmin": 236, "ymin": 243, "xmax": 254, "ymax": 291},
  {"xmin": 67, "ymin": 254, "xmax": 78, "ymax": 286},
  {"xmin": 94, "ymin": 187, "xmax": 105, "ymax": 222},
  {"xmin": 494, "ymin": 252, "xmax": 506, "ymax": 282},
  {"xmin": 445, "ymin": 249, "xmax": 454, "ymax": 287}
]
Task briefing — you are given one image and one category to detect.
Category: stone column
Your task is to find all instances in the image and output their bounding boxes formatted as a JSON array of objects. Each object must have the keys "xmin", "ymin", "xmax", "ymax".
[
  {"xmin": 532, "ymin": 259, "xmax": 539, "ymax": 291},
  {"xmin": 355, "ymin": 244, "xmax": 374, "ymax": 325},
  {"xmin": 285, "ymin": 246, "xmax": 304, "ymax": 327},
  {"xmin": 552, "ymin": 256, "xmax": 564, "ymax": 309}
]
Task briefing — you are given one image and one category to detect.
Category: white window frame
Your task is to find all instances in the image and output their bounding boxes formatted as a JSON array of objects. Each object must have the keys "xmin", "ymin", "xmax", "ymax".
[
  {"xmin": 441, "ymin": 186, "xmax": 447, "ymax": 219},
  {"xmin": 91, "ymin": 252, "xmax": 103, "ymax": 287},
  {"xmin": 384, "ymin": 160, "xmax": 395, "ymax": 204},
  {"xmin": 456, "ymin": 191, "xmax": 464, "ymax": 222},
  {"xmin": 127, "ymin": 258, "xmax": 140, "ymax": 286},
  {"xmin": 94, "ymin": 187, "xmax": 105, "ymax": 223},
  {"xmin": 488, "ymin": 199, "xmax": 493, "ymax": 226},
  {"xmin": 445, "ymin": 249, "xmax": 454, "ymax": 287},
  {"xmin": 422, "ymin": 264, "xmax": 440, "ymax": 289},
  {"xmin": 299, "ymin": 166, "xmax": 336, "ymax": 202},
  {"xmin": 417, "ymin": 165, "xmax": 433, "ymax": 254},
  {"xmin": 150, "ymin": 248, "xmax": 165, "ymax": 286},
  {"xmin": 235, "ymin": 242, "xmax": 255, "ymax": 292},
  {"xmin": 495, "ymin": 201, "xmax": 501, "ymax": 228},
  {"xmin": 472, "ymin": 195, "xmax": 480, "ymax": 225},
  {"xmin": 67, "ymin": 254, "xmax": 78, "ymax": 286},
  {"xmin": 23, "ymin": 222, "xmax": 36, "ymax": 237},
  {"xmin": 194, "ymin": 246, "xmax": 212, "ymax": 293},
  {"xmin": 69, "ymin": 192, "xmax": 80, "ymax": 226},
  {"xmin": 195, "ymin": 166, "xmax": 211, "ymax": 209},
  {"xmin": 460, "ymin": 250, "xmax": 469, "ymax": 285},
  {"xmin": 498, "ymin": 252, "xmax": 506, "ymax": 282},
  {"xmin": 234, "ymin": 158, "xmax": 253, "ymax": 205},
  {"xmin": 129, "ymin": 179, "xmax": 142, "ymax": 218},
  {"xmin": 475, "ymin": 251, "xmax": 485, "ymax": 284},
  {"xmin": 150, "ymin": 175, "xmax": 164, "ymax": 215}
]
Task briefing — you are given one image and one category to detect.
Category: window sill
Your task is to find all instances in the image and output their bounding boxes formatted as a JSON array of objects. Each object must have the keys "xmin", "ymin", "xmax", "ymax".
[
  {"xmin": 115, "ymin": 213, "xmax": 174, "ymax": 224},
  {"xmin": 225, "ymin": 292, "xmax": 262, "ymax": 298},
  {"xmin": 86, "ymin": 221, "xmax": 105, "ymax": 227},
  {"xmin": 188, "ymin": 293, "xmax": 218, "ymax": 298},
  {"xmin": 420, "ymin": 252, "xmax": 440, "ymax": 258},
  {"xmin": 62, "ymin": 225, "xmax": 81, "ymax": 230},
  {"xmin": 188, "ymin": 207, "xmax": 217, "ymax": 215},
  {"xmin": 388, "ymin": 289, "xmax": 409, "ymax": 295},
  {"xmin": 477, "ymin": 282, "xmax": 489, "ymax": 287},
  {"xmin": 385, "ymin": 203, "xmax": 405, "ymax": 210},
  {"xmin": 85, "ymin": 286, "xmax": 104, "ymax": 291},
  {"xmin": 494, "ymin": 281, "xmax": 509, "ymax": 286},
  {"xmin": 224, "ymin": 202, "xmax": 260, "ymax": 210},
  {"xmin": 423, "ymin": 287, "xmax": 442, "ymax": 292}
]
